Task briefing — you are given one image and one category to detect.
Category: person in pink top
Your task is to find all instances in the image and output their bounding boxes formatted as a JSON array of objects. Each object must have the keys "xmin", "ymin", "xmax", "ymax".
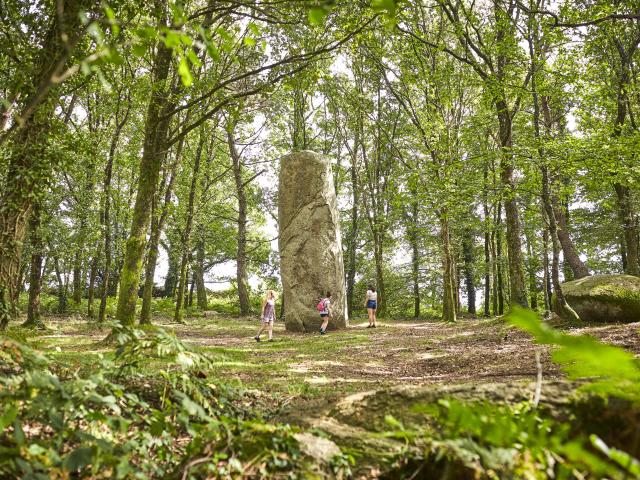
[{"xmin": 255, "ymin": 290, "xmax": 277, "ymax": 342}]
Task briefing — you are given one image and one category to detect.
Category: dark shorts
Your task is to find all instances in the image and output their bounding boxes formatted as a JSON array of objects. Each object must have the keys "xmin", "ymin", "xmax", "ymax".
[
  {"xmin": 367, "ymin": 300, "xmax": 377, "ymax": 309},
  {"xmin": 320, "ymin": 313, "xmax": 329, "ymax": 318}
]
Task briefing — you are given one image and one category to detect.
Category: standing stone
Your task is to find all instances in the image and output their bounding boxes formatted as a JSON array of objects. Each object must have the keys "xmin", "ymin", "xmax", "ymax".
[{"xmin": 279, "ymin": 151, "xmax": 348, "ymax": 332}]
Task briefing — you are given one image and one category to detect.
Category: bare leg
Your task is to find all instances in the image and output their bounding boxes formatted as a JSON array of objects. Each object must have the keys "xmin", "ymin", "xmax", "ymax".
[
  {"xmin": 321, "ymin": 316, "xmax": 329, "ymax": 332},
  {"xmin": 372, "ymin": 309, "xmax": 377, "ymax": 326},
  {"xmin": 256, "ymin": 323, "xmax": 266, "ymax": 339},
  {"xmin": 268, "ymin": 321, "xmax": 273, "ymax": 340},
  {"xmin": 368, "ymin": 308, "xmax": 373, "ymax": 326}
]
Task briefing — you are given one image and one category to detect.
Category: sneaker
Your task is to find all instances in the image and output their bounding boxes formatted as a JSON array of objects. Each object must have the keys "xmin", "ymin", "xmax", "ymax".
[
  {"xmin": 320, "ymin": 330, "xmax": 326, "ymax": 335},
  {"xmin": 254, "ymin": 336, "xmax": 260, "ymax": 342},
  {"xmin": 268, "ymin": 338, "xmax": 273, "ymax": 342},
  {"xmin": 372, "ymin": 325, "xmax": 377, "ymax": 328}
]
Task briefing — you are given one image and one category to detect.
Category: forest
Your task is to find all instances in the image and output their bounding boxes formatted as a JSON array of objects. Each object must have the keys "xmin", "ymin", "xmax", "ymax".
[{"xmin": 1, "ymin": 0, "xmax": 640, "ymax": 478}]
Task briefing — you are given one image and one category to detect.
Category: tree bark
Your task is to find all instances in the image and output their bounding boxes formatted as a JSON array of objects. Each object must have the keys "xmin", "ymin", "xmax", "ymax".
[
  {"xmin": 527, "ymin": 13, "xmax": 578, "ymax": 320},
  {"xmin": 0, "ymin": 0, "xmax": 91, "ymax": 329},
  {"xmin": 86, "ymin": 240, "xmax": 101, "ymax": 317},
  {"xmin": 194, "ymin": 235, "xmax": 208, "ymax": 310},
  {"xmin": 227, "ymin": 125, "xmax": 251, "ymax": 316},
  {"xmin": 140, "ymin": 143, "xmax": 181, "ymax": 324},
  {"xmin": 23, "ymin": 203, "xmax": 45, "ymax": 328},
  {"xmin": 440, "ymin": 214, "xmax": 457, "ymax": 322},
  {"xmin": 542, "ymin": 226, "xmax": 552, "ymax": 313},
  {"xmin": 115, "ymin": 6, "xmax": 173, "ymax": 326},
  {"xmin": 462, "ymin": 227, "xmax": 476, "ymax": 315},
  {"xmin": 495, "ymin": 202, "xmax": 505, "ymax": 315},
  {"xmin": 174, "ymin": 130, "xmax": 205, "ymax": 323},
  {"xmin": 496, "ymin": 103, "xmax": 528, "ymax": 308},
  {"xmin": 53, "ymin": 256, "xmax": 67, "ymax": 315},
  {"xmin": 552, "ymin": 197, "xmax": 590, "ymax": 279},
  {"xmin": 483, "ymin": 164, "xmax": 491, "ymax": 317},
  {"xmin": 345, "ymin": 115, "xmax": 361, "ymax": 319},
  {"xmin": 98, "ymin": 100, "xmax": 130, "ymax": 323},
  {"xmin": 525, "ymin": 231, "xmax": 538, "ymax": 310}
]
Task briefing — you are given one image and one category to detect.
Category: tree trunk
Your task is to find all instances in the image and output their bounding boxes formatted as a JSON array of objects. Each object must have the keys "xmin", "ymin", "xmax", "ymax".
[
  {"xmin": 227, "ymin": 126, "xmax": 251, "ymax": 316},
  {"xmin": 141, "ymin": 146, "xmax": 180, "ymax": 324},
  {"xmin": 164, "ymin": 250, "xmax": 179, "ymax": 299},
  {"xmin": 483, "ymin": 164, "xmax": 491, "ymax": 317},
  {"xmin": 440, "ymin": 214, "xmax": 457, "ymax": 322},
  {"xmin": 552, "ymin": 198, "xmax": 590, "ymax": 279},
  {"xmin": 174, "ymin": 130, "xmax": 205, "ymax": 323},
  {"xmin": 98, "ymin": 103, "xmax": 130, "ymax": 324},
  {"xmin": 615, "ymin": 183, "xmax": 640, "ymax": 276},
  {"xmin": 53, "ymin": 256, "xmax": 67, "ymax": 315},
  {"xmin": 24, "ymin": 203, "xmax": 45, "ymax": 328},
  {"xmin": 527, "ymin": 16, "xmax": 578, "ymax": 320},
  {"xmin": 0, "ymin": 0, "xmax": 88, "ymax": 329},
  {"xmin": 495, "ymin": 103, "xmax": 528, "ymax": 308},
  {"xmin": 462, "ymin": 228, "xmax": 476, "ymax": 315},
  {"xmin": 194, "ymin": 235, "xmax": 207, "ymax": 310},
  {"xmin": 345, "ymin": 116, "xmax": 361, "ymax": 319},
  {"xmin": 525, "ymin": 232, "xmax": 538, "ymax": 310},
  {"xmin": 495, "ymin": 203, "xmax": 505, "ymax": 315},
  {"xmin": 542, "ymin": 227, "xmax": 552, "ymax": 313},
  {"xmin": 86, "ymin": 240, "xmax": 101, "ymax": 317},
  {"xmin": 115, "ymin": 8, "xmax": 173, "ymax": 326},
  {"xmin": 411, "ymin": 226, "xmax": 421, "ymax": 318}
]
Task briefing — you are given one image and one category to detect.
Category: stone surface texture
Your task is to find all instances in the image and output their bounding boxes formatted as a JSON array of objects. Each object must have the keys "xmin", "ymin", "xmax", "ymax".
[
  {"xmin": 556, "ymin": 274, "xmax": 640, "ymax": 322},
  {"xmin": 279, "ymin": 151, "xmax": 348, "ymax": 332}
]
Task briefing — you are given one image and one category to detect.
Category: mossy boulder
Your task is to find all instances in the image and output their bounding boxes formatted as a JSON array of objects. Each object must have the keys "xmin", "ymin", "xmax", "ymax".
[{"xmin": 555, "ymin": 274, "xmax": 640, "ymax": 322}]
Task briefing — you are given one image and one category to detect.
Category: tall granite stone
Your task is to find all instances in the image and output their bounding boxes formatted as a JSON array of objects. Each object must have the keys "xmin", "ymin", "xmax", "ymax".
[{"xmin": 279, "ymin": 151, "xmax": 348, "ymax": 332}]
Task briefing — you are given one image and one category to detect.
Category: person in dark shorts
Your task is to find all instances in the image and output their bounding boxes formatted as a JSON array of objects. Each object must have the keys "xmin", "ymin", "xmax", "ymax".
[
  {"xmin": 319, "ymin": 291, "xmax": 332, "ymax": 335},
  {"xmin": 365, "ymin": 285, "xmax": 378, "ymax": 328}
]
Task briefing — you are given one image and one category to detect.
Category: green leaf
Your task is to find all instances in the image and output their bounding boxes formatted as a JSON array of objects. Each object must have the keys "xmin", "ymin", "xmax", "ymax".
[
  {"xmin": 64, "ymin": 446, "xmax": 94, "ymax": 472},
  {"xmin": 186, "ymin": 49, "xmax": 202, "ymax": 68},
  {"xmin": 591, "ymin": 434, "xmax": 640, "ymax": 477},
  {"xmin": 243, "ymin": 36, "xmax": 256, "ymax": 47},
  {"xmin": 0, "ymin": 405, "xmax": 18, "ymax": 432},
  {"xmin": 308, "ymin": 7, "xmax": 328, "ymax": 26},
  {"xmin": 384, "ymin": 414, "xmax": 404, "ymax": 430},
  {"xmin": 178, "ymin": 57, "xmax": 193, "ymax": 87},
  {"xmin": 132, "ymin": 43, "xmax": 148, "ymax": 57}
]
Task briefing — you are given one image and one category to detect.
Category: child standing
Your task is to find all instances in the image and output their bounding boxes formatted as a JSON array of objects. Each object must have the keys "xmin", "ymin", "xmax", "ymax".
[
  {"xmin": 319, "ymin": 291, "xmax": 332, "ymax": 335},
  {"xmin": 255, "ymin": 290, "xmax": 277, "ymax": 342},
  {"xmin": 365, "ymin": 285, "xmax": 378, "ymax": 328}
]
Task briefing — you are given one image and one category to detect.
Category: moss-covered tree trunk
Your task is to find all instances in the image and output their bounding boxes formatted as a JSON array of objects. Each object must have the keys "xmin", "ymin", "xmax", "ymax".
[{"xmin": 115, "ymin": 8, "xmax": 173, "ymax": 326}]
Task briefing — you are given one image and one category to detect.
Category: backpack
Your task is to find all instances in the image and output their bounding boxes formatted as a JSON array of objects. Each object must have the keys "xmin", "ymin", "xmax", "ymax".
[{"xmin": 316, "ymin": 298, "xmax": 326, "ymax": 312}]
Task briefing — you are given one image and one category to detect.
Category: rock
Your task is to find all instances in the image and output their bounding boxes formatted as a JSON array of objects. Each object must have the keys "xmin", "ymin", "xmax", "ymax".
[
  {"xmin": 555, "ymin": 274, "xmax": 640, "ymax": 322},
  {"xmin": 278, "ymin": 151, "xmax": 348, "ymax": 332},
  {"xmin": 293, "ymin": 432, "xmax": 342, "ymax": 462}
]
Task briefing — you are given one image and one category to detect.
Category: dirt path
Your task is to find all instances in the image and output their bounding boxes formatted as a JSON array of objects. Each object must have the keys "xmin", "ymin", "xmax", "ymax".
[{"xmin": 171, "ymin": 316, "xmax": 639, "ymax": 388}]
